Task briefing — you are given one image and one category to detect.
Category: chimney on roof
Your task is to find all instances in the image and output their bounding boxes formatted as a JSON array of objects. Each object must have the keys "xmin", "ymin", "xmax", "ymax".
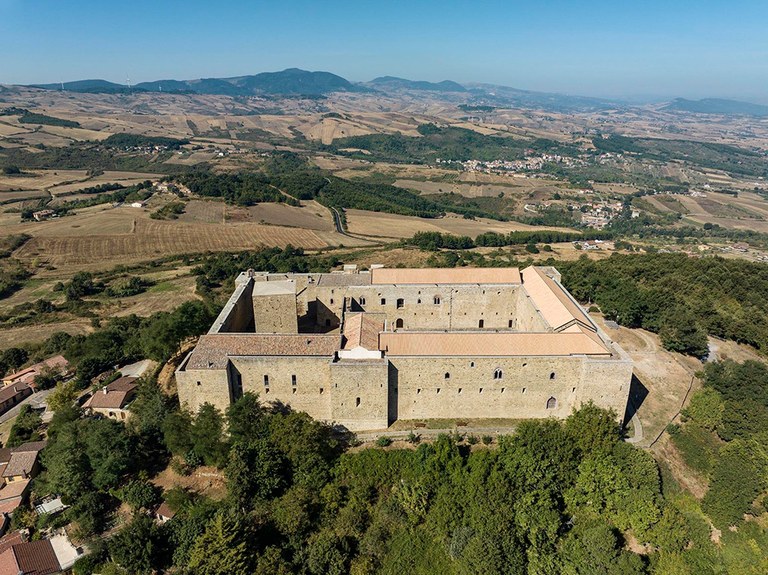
[
  {"xmin": 102, "ymin": 386, "xmax": 108, "ymax": 395},
  {"xmin": 247, "ymin": 269, "xmax": 255, "ymax": 278}
]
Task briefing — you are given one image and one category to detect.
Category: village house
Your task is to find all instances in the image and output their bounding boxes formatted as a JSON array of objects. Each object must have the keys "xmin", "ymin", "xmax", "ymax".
[
  {"xmin": 0, "ymin": 442, "xmax": 46, "ymax": 516},
  {"xmin": 2, "ymin": 356, "xmax": 70, "ymax": 388},
  {"xmin": 0, "ymin": 383, "xmax": 32, "ymax": 417},
  {"xmin": 0, "ymin": 529, "xmax": 83, "ymax": 574},
  {"xmin": 32, "ymin": 209, "xmax": 55, "ymax": 222},
  {"xmin": 82, "ymin": 376, "xmax": 138, "ymax": 420}
]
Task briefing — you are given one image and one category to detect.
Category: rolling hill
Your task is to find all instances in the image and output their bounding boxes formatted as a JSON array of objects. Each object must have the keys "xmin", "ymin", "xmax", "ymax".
[
  {"xmin": 663, "ymin": 98, "xmax": 768, "ymax": 117},
  {"xmin": 367, "ymin": 76, "xmax": 467, "ymax": 92},
  {"xmin": 29, "ymin": 69, "xmax": 367, "ymax": 97}
]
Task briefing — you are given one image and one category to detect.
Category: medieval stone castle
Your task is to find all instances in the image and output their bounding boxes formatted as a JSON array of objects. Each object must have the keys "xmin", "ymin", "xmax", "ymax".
[{"xmin": 176, "ymin": 266, "xmax": 632, "ymax": 431}]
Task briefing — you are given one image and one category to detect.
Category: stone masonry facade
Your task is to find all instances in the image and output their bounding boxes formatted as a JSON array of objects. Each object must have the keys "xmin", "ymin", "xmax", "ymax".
[{"xmin": 176, "ymin": 266, "xmax": 633, "ymax": 431}]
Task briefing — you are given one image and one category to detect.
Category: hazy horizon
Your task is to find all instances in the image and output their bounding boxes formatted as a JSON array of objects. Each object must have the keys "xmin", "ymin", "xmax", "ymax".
[{"xmin": 1, "ymin": 0, "xmax": 767, "ymax": 102}]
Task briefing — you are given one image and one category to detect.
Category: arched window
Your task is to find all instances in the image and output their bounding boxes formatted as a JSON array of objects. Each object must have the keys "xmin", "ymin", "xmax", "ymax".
[
  {"xmin": 397, "ymin": 298, "xmax": 404, "ymax": 309},
  {"xmin": 494, "ymin": 368, "xmax": 503, "ymax": 380},
  {"xmin": 546, "ymin": 397, "xmax": 557, "ymax": 409},
  {"xmin": 478, "ymin": 319, "xmax": 484, "ymax": 328},
  {"xmin": 444, "ymin": 372, "xmax": 450, "ymax": 379},
  {"xmin": 433, "ymin": 296, "xmax": 441, "ymax": 305},
  {"xmin": 395, "ymin": 318, "xmax": 404, "ymax": 329},
  {"xmin": 549, "ymin": 372, "xmax": 556, "ymax": 380}
]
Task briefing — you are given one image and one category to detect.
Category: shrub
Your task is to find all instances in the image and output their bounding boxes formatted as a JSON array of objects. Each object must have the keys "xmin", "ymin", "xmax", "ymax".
[{"xmin": 376, "ymin": 436, "xmax": 393, "ymax": 447}]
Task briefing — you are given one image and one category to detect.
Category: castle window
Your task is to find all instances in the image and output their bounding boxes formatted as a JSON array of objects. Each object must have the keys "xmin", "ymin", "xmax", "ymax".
[
  {"xmin": 330, "ymin": 298, "xmax": 334, "ymax": 304},
  {"xmin": 417, "ymin": 388, "xmax": 421, "ymax": 394},
  {"xmin": 546, "ymin": 397, "xmax": 557, "ymax": 409},
  {"xmin": 444, "ymin": 372, "xmax": 450, "ymax": 379},
  {"xmin": 196, "ymin": 381, "xmax": 201, "ymax": 387},
  {"xmin": 522, "ymin": 388, "xmax": 526, "ymax": 394},
  {"xmin": 433, "ymin": 296, "xmax": 441, "ymax": 305},
  {"xmin": 479, "ymin": 388, "xmax": 483, "ymax": 393},
  {"xmin": 549, "ymin": 372, "xmax": 556, "ymax": 380},
  {"xmin": 396, "ymin": 318, "xmax": 404, "ymax": 329},
  {"xmin": 437, "ymin": 388, "xmax": 441, "ymax": 394},
  {"xmin": 458, "ymin": 388, "xmax": 462, "ymax": 394},
  {"xmin": 478, "ymin": 319, "xmax": 484, "ymax": 328},
  {"xmin": 292, "ymin": 389, "xmax": 296, "ymax": 394},
  {"xmin": 263, "ymin": 375, "xmax": 269, "ymax": 386},
  {"xmin": 493, "ymin": 368, "xmax": 503, "ymax": 380},
  {"xmin": 320, "ymin": 388, "xmax": 324, "ymax": 394},
  {"xmin": 292, "ymin": 374, "xmax": 297, "ymax": 386},
  {"xmin": 356, "ymin": 397, "xmax": 361, "ymax": 407},
  {"xmin": 265, "ymin": 388, "xmax": 270, "ymax": 394},
  {"xmin": 360, "ymin": 297, "xmax": 366, "ymax": 305},
  {"xmin": 417, "ymin": 298, "xmax": 422, "ymax": 303},
  {"xmin": 381, "ymin": 298, "xmax": 386, "ymax": 305},
  {"xmin": 470, "ymin": 361, "xmax": 475, "ymax": 368},
  {"xmin": 572, "ymin": 387, "xmax": 576, "ymax": 393},
  {"xmin": 397, "ymin": 298, "xmax": 404, "ymax": 309},
  {"xmin": 508, "ymin": 320, "xmax": 513, "ymax": 328},
  {"xmin": 501, "ymin": 387, "xmax": 505, "ymax": 393}
]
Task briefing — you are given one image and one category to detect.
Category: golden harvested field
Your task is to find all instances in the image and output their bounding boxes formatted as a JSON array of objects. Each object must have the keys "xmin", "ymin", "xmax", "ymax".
[
  {"xmin": 0, "ymin": 169, "xmax": 90, "ymax": 191},
  {"xmin": 345, "ymin": 209, "xmax": 572, "ymax": 239},
  {"xmin": 247, "ymin": 200, "xmax": 334, "ymax": 231},
  {"xmin": 0, "ymin": 320, "xmax": 92, "ymax": 349},
  {"xmin": 109, "ymin": 275, "xmax": 201, "ymax": 317},
  {"xmin": 2, "ymin": 204, "xmax": 362, "ymax": 272},
  {"xmin": 393, "ymin": 179, "xmax": 518, "ymax": 197}
]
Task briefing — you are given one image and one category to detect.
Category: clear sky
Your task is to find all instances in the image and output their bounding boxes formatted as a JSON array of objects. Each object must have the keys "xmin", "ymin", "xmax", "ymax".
[{"xmin": 1, "ymin": 0, "xmax": 766, "ymax": 101}]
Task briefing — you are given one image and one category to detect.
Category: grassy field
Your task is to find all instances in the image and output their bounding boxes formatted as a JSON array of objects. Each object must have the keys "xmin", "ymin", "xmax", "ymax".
[{"xmin": 345, "ymin": 208, "xmax": 572, "ymax": 239}]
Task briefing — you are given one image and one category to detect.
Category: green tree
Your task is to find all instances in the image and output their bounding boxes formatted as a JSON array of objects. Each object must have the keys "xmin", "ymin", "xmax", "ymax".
[
  {"xmin": 187, "ymin": 513, "xmax": 252, "ymax": 575},
  {"xmin": 226, "ymin": 392, "xmax": 266, "ymax": 443},
  {"xmin": 162, "ymin": 410, "xmax": 194, "ymax": 457},
  {"xmin": 109, "ymin": 513, "xmax": 163, "ymax": 575},
  {"xmin": 6, "ymin": 404, "xmax": 42, "ymax": 447},
  {"xmin": 191, "ymin": 403, "xmax": 228, "ymax": 467}
]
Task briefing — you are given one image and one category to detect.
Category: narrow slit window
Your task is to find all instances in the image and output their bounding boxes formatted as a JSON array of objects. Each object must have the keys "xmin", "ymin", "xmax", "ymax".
[
  {"xmin": 263, "ymin": 375, "xmax": 269, "ymax": 386},
  {"xmin": 356, "ymin": 397, "xmax": 361, "ymax": 407},
  {"xmin": 292, "ymin": 374, "xmax": 297, "ymax": 386},
  {"xmin": 478, "ymin": 319, "xmax": 484, "ymax": 328}
]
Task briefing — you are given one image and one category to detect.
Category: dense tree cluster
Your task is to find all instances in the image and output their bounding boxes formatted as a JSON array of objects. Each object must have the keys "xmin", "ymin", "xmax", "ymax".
[
  {"xmin": 326, "ymin": 124, "xmax": 578, "ymax": 164},
  {"xmin": 405, "ymin": 230, "xmax": 613, "ymax": 251},
  {"xmin": 670, "ymin": 360, "xmax": 768, "ymax": 530},
  {"xmin": 559, "ymin": 254, "xmax": 768, "ymax": 355},
  {"xmin": 61, "ymin": 400, "xmax": 727, "ymax": 574},
  {"xmin": 103, "ymin": 133, "xmax": 189, "ymax": 150},
  {"xmin": 178, "ymin": 172, "xmax": 289, "ymax": 206}
]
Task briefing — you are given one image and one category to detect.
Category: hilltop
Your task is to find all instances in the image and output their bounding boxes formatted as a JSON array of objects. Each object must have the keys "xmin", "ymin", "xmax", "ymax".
[{"xmin": 664, "ymin": 97, "xmax": 768, "ymax": 117}]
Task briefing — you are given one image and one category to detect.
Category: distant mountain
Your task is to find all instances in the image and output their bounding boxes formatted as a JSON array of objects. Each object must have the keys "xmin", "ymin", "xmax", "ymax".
[
  {"xmin": 663, "ymin": 98, "xmax": 768, "ymax": 117},
  {"xmin": 464, "ymin": 83, "xmax": 620, "ymax": 113},
  {"xmin": 368, "ymin": 76, "xmax": 467, "ymax": 92},
  {"xmin": 29, "ymin": 69, "xmax": 367, "ymax": 97},
  {"xmin": 31, "ymin": 79, "xmax": 133, "ymax": 93}
]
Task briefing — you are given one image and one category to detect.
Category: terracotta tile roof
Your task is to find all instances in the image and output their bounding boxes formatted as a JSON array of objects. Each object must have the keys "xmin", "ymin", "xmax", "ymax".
[
  {"xmin": 13, "ymin": 441, "xmax": 46, "ymax": 453},
  {"xmin": 314, "ymin": 273, "xmax": 371, "ymax": 287},
  {"xmin": 3, "ymin": 451, "xmax": 39, "ymax": 478},
  {"xmin": 0, "ymin": 478, "xmax": 31, "ymax": 500},
  {"xmin": 156, "ymin": 502, "xmax": 176, "ymax": 519},
  {"xmin": 0, "ymin": 531, "xmax": 25, "ymax": 556},
  {"xmin": 342, "ymin": 313, "xmax": 384, "ymax": 351},
  {"xmin": 0, "ymin": 448, "xmax": 12, "ymax": 464},
  {"xmin": 83, "ymin": 377, "xmax": 138, "ymax": 410},
  {"xmin": 186, "ymin": 334, "xmax": 340, "ymax": 370},
  {"xmin": 371, "ymin": 267, "xmax": 522, "ymax": 285},
  {"xmin": 379, "ymin": 329, "xmax": 610, "ymax": 357},
  {"xmin": 0, "ymin": 539, "xmax": 60, "ymax": 575},
  {"xmin": 2, "ymin": 356, "xmax": 69, "ymax": 386},
  {"xmin": 522, "ymin": 266, "xmax": 594, "ymax": 332},
  {"xmin": 0, "ymin": 383, "xmax": 31, "ymax": 405}
]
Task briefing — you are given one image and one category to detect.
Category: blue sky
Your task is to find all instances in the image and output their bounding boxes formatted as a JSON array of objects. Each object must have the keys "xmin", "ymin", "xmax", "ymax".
[{"xmin": 1, "ymin": 0, "xmax": 767, "ymax": 100}]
